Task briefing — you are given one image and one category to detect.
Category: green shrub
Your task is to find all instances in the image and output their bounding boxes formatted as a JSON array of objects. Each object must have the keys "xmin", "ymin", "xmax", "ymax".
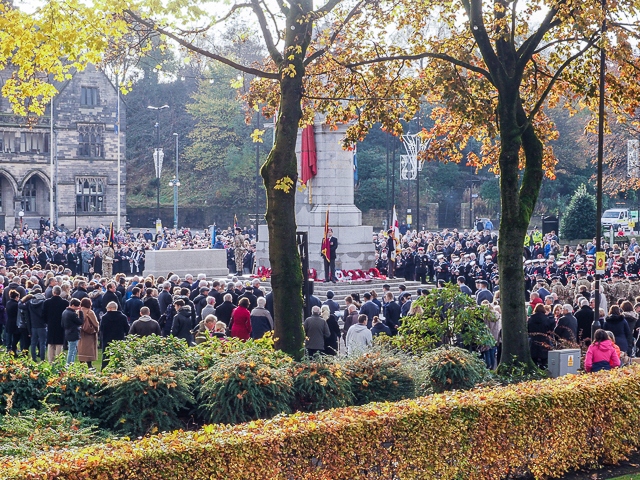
[
  {"xmin": 392, "ymin": 284, "xmax": 496, "ymax": 355},
  {"xmin": 0, "ymin": 406, "xmax": 108, "ymax": 458},
  {"xmin": 100, "ymin": 355, "xmax": 195, "ymax": 436},
  {"xmin": 103, "ymin": 335, "xmax": 201, "ymax": 372},
  {"xmin": 418, "ymin": 346, "xmax": 490, "ymax": 394},
  {"xmin": 45, "ymin": 362, "xmax": 106, "ymax": 419},
  {"xmin": 195, "ymin": 351, "xmax": 293, "ymax": 424},
  {"xmin": 0, "ymin": 352, "xmax": 52, "ymax": 413},
  {"xmin": 343, "ymin": 349, "xmax": 416, "ymax": 405},
  {"xmin": 290, "ymin": 358, "xmax": 353, "ymax": 412},
  {"xmin": 192, "ymin": 332, "xmax": 289, "ymax": 370}
]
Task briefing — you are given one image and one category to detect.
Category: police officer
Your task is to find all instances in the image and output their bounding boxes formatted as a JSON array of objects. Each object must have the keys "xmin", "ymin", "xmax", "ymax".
[{"xmin": 415, "ymin": 247, "xmax": 429, "ymax": 284}]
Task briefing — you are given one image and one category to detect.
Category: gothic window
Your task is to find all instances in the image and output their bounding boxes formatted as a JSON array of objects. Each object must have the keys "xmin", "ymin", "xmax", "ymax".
[
  {"xmin": 81, "ymin": 87, "xmax": 99, "ymax": 106},
  {"xmin": 76, "ymin": 176, "xmax": 105, "ymax": 213},
  {"xmin": 23, "ymin": 177, "xmax": 37, "ymax": 213},
  {"xmin": 78, "ymin": 124, "xmax": 104, "ymax": 158}
]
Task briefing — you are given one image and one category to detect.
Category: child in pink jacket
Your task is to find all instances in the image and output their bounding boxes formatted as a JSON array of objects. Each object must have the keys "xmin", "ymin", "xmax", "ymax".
[{"xmin": 585, "ymin": 329, "xmax": 621, "ymax": 373}]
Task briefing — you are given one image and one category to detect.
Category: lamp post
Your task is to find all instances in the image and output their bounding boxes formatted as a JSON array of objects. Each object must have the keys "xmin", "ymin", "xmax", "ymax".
[
  {"xmin": 147, "ymin": 105, "xmax": 169, "ymax": 230},
  {"xmin": 169, "ymin": 133, "xmax": 180, "ymax": 231}
]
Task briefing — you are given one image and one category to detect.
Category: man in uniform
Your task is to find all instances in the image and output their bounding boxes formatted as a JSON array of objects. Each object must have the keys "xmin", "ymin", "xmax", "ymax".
[
  {"xmin": 322, "ymin": 228, "xmax": 338, "ymax": 283},
  {"xmin": 415, "ymin": 247, "xmax": 429, "ymax": 284},
  {"xmin": 102, "ymin": 241, "xmax": 115, "ymax": 279},
  {"xmin": 234, "ymin": 227, "xmax": 246, "ymax": 275}
]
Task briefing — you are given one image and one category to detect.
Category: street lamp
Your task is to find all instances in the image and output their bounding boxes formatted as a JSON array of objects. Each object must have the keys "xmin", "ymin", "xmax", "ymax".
[
  {"xmin": 148, "ymin": 105, "xmax": 169, "ymax": 231},
  {"xmin": 171, "ymin": 133, "xmax": 179, "ymax": 230}
]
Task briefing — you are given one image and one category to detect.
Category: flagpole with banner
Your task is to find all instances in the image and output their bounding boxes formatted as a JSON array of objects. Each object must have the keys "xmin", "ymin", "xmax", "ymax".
[
  {"xmin": 321, "ymin": 207, "xmax": 330, "ymax": 262},
  {"xmin": 108, "ymin": 222, "xmax": 115, "ymax": 247},
  {"xmin": 391, "ymin": 205, "xmax": 401, "ymax": 261}
]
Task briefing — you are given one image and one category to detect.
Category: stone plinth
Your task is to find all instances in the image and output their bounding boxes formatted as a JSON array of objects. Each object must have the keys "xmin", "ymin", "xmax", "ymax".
[
  {"xmin": 256, "ymin": 120, "xmax": 376, "ymax": 273},
  {"xmin": 143, "ymin": 249, "xmax": 228, "ymax": 279}
]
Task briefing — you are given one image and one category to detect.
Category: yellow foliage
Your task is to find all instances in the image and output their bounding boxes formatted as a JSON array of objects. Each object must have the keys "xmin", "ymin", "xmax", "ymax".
[{"xmin": 4, "ymin": 367, "xmax": 640, "ymax": 479}]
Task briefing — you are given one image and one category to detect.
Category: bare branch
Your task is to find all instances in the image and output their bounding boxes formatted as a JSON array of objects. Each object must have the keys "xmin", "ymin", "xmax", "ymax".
[
  {"xmin": 250, "ymin": 0, "xmax": 284, "ymax": 65},
  {"xmin": 312, "ymin": 0, "xmax": 343, "ymax": 19},
  {"xmin": 516, "ymin": 7, "xmax": 561, "ymax": 69},
  {"xmin": 526, "ymin": 37, "xmax": 597, "ymax": 126},
  {"xmin": 464, "ymin": 0, "xmax": 502, "ymax": 84},
  {"xmin": 124, "ymin": 10, "xmax": 279, "ymax": 79},
  {"xmin": 343, "ymin": 52, "xmax": 493, "ymax": 85},
  {"xmin": 304, "ymin": 0, "xmax": 365, "ymax": 67},
  {"xmin": 533, "ymin": 36, "xmax": 581, "ymax": 54}
]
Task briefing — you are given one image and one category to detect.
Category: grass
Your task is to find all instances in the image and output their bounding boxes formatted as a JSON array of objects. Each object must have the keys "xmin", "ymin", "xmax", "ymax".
[{"xmin": 609, "ymin": 476, "xmax": 640, "ymax": 480}]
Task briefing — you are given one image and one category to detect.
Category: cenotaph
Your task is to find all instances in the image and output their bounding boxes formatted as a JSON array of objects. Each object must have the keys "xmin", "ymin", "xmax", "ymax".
[{"xmin": 255, "ymin": 121, "xmax": 376, "ymax": 274}]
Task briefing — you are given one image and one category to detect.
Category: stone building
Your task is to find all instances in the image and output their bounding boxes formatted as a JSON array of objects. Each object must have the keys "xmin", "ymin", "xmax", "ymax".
[{"xmin": 0, "ymin": 64, "xmax": 125, "ymax": 230}]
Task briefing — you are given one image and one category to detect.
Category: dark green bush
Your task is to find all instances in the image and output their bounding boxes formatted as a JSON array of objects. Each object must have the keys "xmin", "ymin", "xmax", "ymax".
[
  {"xmin": 0, "ymin": 352, "xmax": 53, "ymax": 412},
  {"xmin": 342, "ymin": 349, "xmax": 416, "ymax": 405},
  {"xmin": 195, "ymin": 351, "xmax": 293, "ymax": 424},
  {"xmin": 419, "ymin": 347, "xmax": 490, "ymax": 394},
  {"xmin": 290, "ymin": 358, "xmax": 353, "ymax": 412},
  {"xmin": 100, "ymin": 355, "xmax": 195, "ymax": 436},
  {"xmin": 103, "ymin": 335, "xmax": 202, "ymax": 372},
  {"xmin": 45, "ymin": 362, "xmax": 106, "ymax": 419}
]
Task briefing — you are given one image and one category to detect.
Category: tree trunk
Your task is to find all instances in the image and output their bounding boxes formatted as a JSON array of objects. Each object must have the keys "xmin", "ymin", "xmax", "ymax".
[
  {"xmin": 260, "ymin": 1, "xmax": 312, "ymax": 360},
  {"xmin": 497, "ymin": 97, "xmax": 543, "ymax": 371}
]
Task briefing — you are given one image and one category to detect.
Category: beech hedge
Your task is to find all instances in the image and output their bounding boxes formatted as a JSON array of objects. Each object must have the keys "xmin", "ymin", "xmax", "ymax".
[{"xmin": 4, "ymin": 366, "xmax": 640, "ymax": 479}]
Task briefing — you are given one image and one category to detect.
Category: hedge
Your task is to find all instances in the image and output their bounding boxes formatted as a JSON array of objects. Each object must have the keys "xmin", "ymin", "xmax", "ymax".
[{"xmin": 4, "ymin": 366, "xmax": 640, "ymax": 480}]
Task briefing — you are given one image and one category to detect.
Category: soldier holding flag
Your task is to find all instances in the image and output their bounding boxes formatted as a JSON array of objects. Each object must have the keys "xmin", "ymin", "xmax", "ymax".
[
  {"xmin": 321, "ymin": 210, "xmax": 338, "ymax": 283},
  {"xmin": 102, "ymin": 222, "xmax": 116, "ymax": 279}
]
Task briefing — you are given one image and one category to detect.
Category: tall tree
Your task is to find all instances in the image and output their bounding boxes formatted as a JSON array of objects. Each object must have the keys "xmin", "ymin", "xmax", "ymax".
[{"xmin": 315, "ymin": 0, "xmax": 640, "ymax": 369}]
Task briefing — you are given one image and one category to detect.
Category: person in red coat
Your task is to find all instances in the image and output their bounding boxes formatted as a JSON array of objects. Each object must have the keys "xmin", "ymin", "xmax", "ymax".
[{"xmin": 230, "ymin": 297, "xmax": 252, "ymax": 340}]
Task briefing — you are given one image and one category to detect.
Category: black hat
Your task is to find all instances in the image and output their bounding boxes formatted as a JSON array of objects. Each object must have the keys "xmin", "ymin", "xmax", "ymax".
[{"xmin": 200, "ymin": 286, "xmax": 210, "ymax": 294}]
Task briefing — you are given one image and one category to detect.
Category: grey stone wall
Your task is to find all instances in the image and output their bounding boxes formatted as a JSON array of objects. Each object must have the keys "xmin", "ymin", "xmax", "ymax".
[{"xmin": 0, "ymin": 64, "xmax": 126, "ymax": 229}]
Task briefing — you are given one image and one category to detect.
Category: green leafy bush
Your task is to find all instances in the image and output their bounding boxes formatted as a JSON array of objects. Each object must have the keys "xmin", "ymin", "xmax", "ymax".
[
  {"xmin": 100, "ymin": 355, "xmax": 195, "ymax": 436},
  {"xmin": 103, "ymin": 335, "xmax": 202, "ymax": 372},
  {"xmin": 195, "ymin": 351, "xmax": 294, "ymax": 424},
  {"xmin": 0, "ymin": 406, "xmax": 108, "ymax": 458},
  {"xmin": 45, "ymin": 363, "xmax": 106, "ymax": 419},
  {"xmin": 391, "ymin": 284, "xmax": 496, "ymax": 355},
  {"xmin": 192, "ymin": 332, "xmax": 289, "ymax": 370},
  {"xmin": 0, "ymin": 352, "xmax": 52, "ymax": 413},
  {"xmin": 290, "ymin": 358, "xmax": 353, "ymax": 412},
  {"xmin": 342, "ymin": 349, "xmax": 416, "ymax": 405},
  {"xmin": 418, "ymin": 346, "xmax": 490, "ymax": 394}
]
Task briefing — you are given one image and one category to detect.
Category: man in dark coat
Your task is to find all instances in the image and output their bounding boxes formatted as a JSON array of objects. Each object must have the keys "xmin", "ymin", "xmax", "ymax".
[
  {"xmin": 574, "ymin": 298, "xmax": 595, "ymax": 342},
  {"xmin": 171, "ymin": 300, "xmax": 194, "ymax": 345},
  {"xmin": 528, "ymin": 303, "xmax": 555, "ymax": 368},
  {"xmin": 322, "ymin": 290, "xmax": 340, "ymax": 314},
  {"xmin": 214, "ymin": 293, "xmax": 236, "ymax": 326},
  {"xmin": 382, "ymin": 291, "xmax": 401, "ymax": 335},
  {"xmin": 102, "ymin": 282, "xmax": 121, "ymax": 311},
  {"xmin": 359, "ymin": 292, "xmax": 380, "ymax": 329},
  {"xmin": 44, "ymin": 285, "xmax": 69, "ymax": 362},
  {"xmin": 124, "ymin": 287, "xmax": 144, "ymax": 324},
  {"xmin": 157, "ymin": 282, "xmax": 173, "ymax": 315},
  {"xmin": 100, "ymin": 301, "xmax": 130, "ymax": 370},
  {"xmin": 556, "ymin": 304, "xmax": 578, "ymax": 343},
  {"xmin": 303, "ymin": 305, "xmax": 330, "ymax": 357}
]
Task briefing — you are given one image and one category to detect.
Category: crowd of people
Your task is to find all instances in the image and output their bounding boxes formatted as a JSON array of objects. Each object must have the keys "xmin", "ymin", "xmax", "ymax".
[{"xmin": 2, "ymin": 217, "xmax": 640, "ymax": 373}]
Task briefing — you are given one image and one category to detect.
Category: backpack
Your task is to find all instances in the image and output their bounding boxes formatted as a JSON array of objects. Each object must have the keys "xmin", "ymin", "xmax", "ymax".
[{"xmin": 159, "ymin": 303, "xmax": 176, "ymax": 330}]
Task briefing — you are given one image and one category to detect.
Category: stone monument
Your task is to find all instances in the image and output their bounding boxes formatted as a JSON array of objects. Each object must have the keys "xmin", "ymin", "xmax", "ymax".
[{"xmin": 255, "ymin": 121, "xmax": 376, "ymax": 274}]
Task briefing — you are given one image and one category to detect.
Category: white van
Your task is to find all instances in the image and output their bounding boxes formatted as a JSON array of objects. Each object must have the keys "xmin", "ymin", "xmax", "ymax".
[{"xmin": 601, "ymin": 208, "xmax": 633, "ymax": 234}]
